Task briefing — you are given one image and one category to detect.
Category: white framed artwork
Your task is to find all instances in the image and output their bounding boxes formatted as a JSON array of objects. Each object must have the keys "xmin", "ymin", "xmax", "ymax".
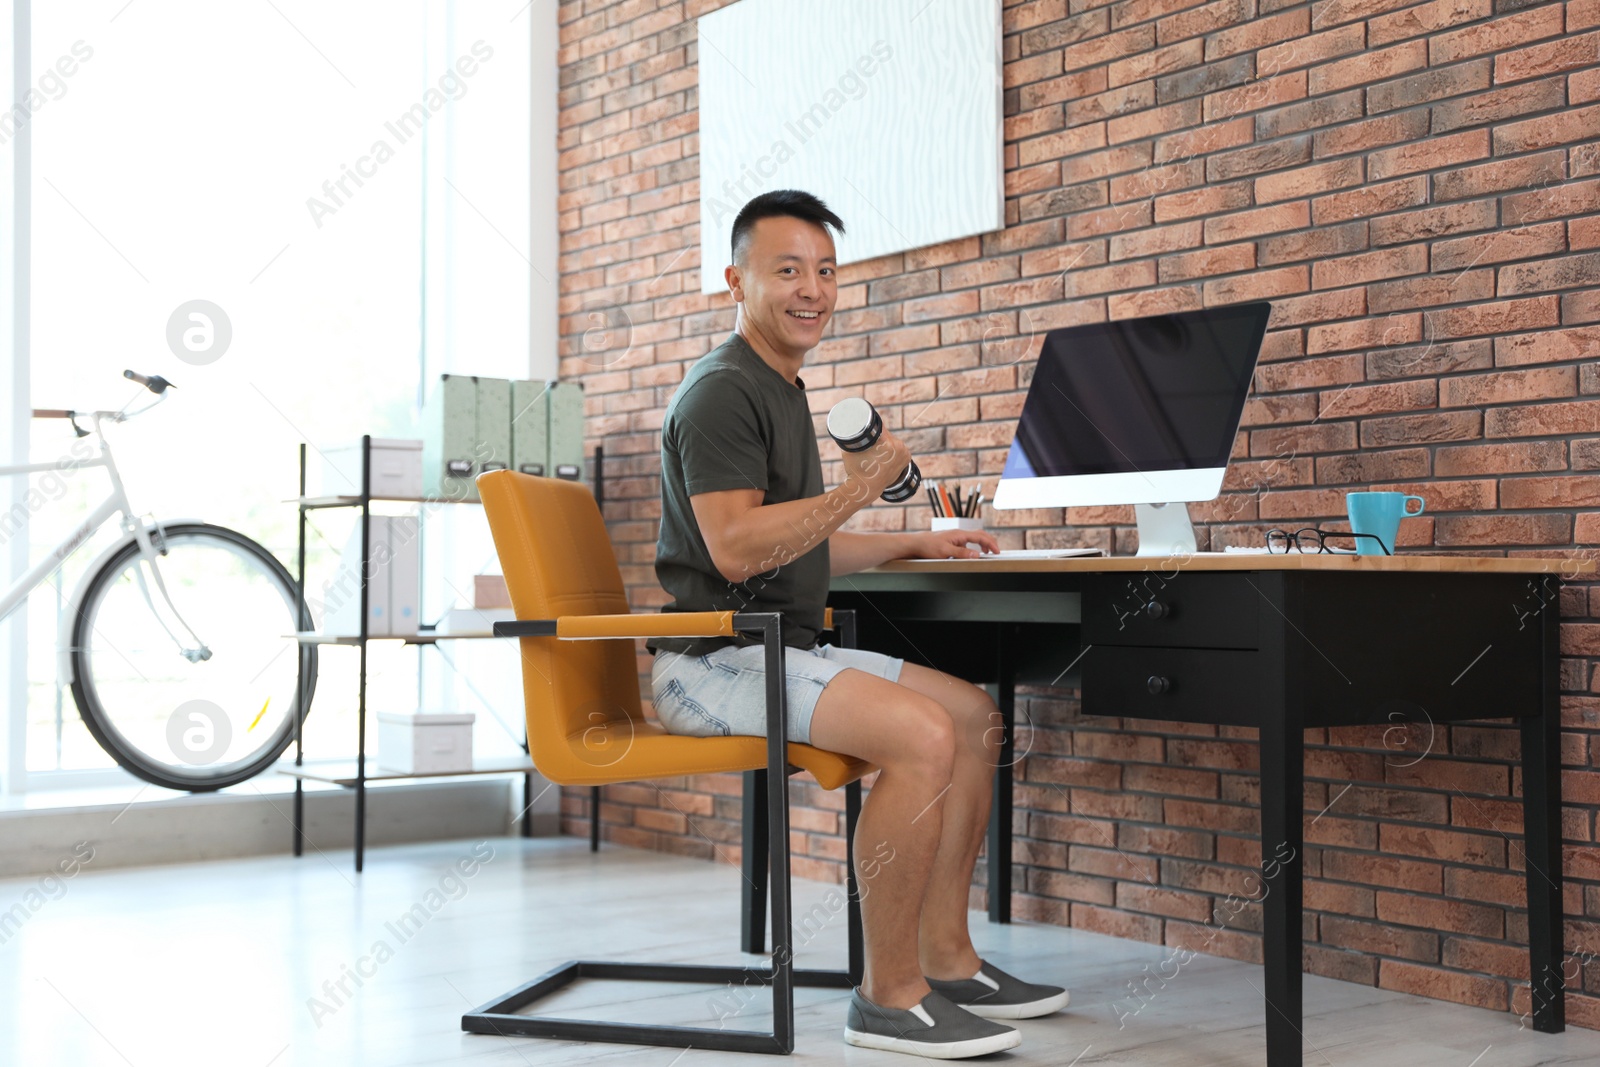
[{"xmin": 697, "ymin": 0, "xmax": 1004, "ymax": 294}]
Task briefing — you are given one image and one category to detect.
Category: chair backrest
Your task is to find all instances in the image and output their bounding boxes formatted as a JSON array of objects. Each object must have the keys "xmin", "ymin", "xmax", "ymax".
[{"xmin": 477, "ymin": 470, "xmax": 644, "ymax": 783}]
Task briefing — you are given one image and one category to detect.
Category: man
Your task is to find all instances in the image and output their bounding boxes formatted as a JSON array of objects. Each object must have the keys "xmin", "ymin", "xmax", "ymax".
[{"xmin": 647, "ymin": 189, "xmax": 1067, "ymax": 1058}]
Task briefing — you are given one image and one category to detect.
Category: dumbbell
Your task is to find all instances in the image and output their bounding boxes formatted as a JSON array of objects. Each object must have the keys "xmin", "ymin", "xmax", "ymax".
[{"xmin": 827, "ymin": 397, "xmax": 922, "ymax": 503}]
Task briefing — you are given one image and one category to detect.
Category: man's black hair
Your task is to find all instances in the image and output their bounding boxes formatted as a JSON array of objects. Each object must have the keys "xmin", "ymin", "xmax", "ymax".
[{"xmin": 731, "ymin": 190, "xmax": 845, "ymax": 265}]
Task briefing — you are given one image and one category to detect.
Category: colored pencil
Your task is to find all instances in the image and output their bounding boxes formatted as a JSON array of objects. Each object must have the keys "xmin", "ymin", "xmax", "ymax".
[{"xmin": 926, "ymin": 486, "xmax": 942, "ymax": 516}]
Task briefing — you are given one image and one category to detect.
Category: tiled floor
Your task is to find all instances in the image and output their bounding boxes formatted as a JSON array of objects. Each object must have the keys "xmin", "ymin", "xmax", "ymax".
[{"xmin": 0, "ymin": 836, "xmax": 1592, "ymax": 1066}]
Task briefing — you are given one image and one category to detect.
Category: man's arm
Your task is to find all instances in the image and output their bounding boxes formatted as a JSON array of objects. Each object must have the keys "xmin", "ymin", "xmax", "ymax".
[
  {"xmin": 828, "ymin": 531, "xmax": 918, "ymax": 575},
  {"xmin": 689, "ymin": 430, "xmax": 910, "ymax": 583},
  {"xmin": 829, "ymin": 527, "xmax": 1003, "ymax": 575},
  {"xmin": 689, "ymin": 430, "xmax": 1000, "ymax": 581},
  {"xmin": 691, "ymin": 482, "xmax": 874, "ymax": 583}
]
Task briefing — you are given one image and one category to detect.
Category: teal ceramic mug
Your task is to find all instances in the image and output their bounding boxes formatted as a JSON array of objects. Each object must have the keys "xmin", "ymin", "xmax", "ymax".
[{"xmin": 1346, "ymin": 492, "xmax": 1425, "ymax": 555}]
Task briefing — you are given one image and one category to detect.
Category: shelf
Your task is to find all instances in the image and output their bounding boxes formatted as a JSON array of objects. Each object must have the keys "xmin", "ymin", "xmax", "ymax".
[
  {"xmin": 293, "ymin": 494, "xmax": 480, "ymax": 509},
  {"xmin": 277, "ymin": 755, "xmax": 535, "ymax": 787},
  {"xmin": 289, "ymin": 629, "xmax": 505, "ymax": 644},
  {"xmin": 290, "ymin": 438, "xmax": 604, "ymax": 869}
]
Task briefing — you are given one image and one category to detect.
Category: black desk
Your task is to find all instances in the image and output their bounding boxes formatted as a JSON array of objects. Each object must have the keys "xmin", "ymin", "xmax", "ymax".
[{"xmin": 821, "ymin": 553, "xmax": 1580, "ymax": 1067}]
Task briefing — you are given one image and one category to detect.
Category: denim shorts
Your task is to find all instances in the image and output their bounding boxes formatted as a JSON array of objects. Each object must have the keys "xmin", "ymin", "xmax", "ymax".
[{"xmin": 650, "ymin": 642, "xmax": 905, "ymax": 745}]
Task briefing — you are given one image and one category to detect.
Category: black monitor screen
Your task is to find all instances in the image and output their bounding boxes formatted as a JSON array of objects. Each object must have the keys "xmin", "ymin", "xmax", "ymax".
[{"xmin": 1001, "ymin": 302, "xmax": 1271, "ymax": 479}]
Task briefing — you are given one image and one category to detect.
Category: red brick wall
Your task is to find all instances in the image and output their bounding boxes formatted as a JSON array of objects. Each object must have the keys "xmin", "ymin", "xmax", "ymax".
[{"xmin": 555, "ymin": 0, "xmax": 1600, "ymax": 1027}]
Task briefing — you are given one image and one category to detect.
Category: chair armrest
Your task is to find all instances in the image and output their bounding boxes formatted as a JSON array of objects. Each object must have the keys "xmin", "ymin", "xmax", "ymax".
[
  {"xmin": 492, "ymin": 611, "xmax": 739, "ymax": 641},
  {"xmin": 559, "ymin": 611, "xmax": 737, "ymax": 640},
  {"xmin": 497, "ymin": 609, "xmax": 847, "ymax": 642},
  {"xmin": 492, "ymin": 620, "xmax": 557, "ymax": 637}
]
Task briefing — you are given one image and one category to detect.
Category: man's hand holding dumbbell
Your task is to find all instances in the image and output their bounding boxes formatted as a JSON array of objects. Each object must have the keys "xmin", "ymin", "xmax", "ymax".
[
  {"xmin": 825, "ymin": 406, "xmax": 991, "ymax": 562},
  {"xmin": 836, "ymin": 432, "xmax": 994, "ymax": 558},
  {"xmin": 840, "ymin": 428, "xmax": 911, "ymax": 502}
]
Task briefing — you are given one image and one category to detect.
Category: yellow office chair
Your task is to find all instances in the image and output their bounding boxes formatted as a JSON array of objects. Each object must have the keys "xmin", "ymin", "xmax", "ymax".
[{"xmin": 465, "ymin": 469, "xmax": 870, "ymax": 1054}]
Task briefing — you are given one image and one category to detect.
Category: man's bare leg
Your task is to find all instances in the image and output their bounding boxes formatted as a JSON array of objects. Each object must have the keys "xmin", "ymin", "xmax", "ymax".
[
  {"xmin": 894, "ymin": 664, "xmax": 1001, "ymax": 981},
  {"xmin": 808, "ymin": 670, "xmax": 956, "ymax": 1010}
]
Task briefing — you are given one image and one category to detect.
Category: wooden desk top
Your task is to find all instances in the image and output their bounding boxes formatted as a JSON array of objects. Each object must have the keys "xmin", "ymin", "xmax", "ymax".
[{"xmin": 871, "ymin": 552, "xmax": 1597, "ymax": 576}]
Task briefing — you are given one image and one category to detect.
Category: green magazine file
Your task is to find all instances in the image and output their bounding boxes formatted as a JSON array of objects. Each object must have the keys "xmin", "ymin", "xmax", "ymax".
[
  {"xmin": 549, "ymin": 380, "xmax": 585, "ymax": 480},
  {"xmin": 511, "ymin": 379, "xmax": 549, "ymax": 477},
  {"xmin": 422, "ymin": 373, "xmax": 479, "ymax": 502},
  {"xmin": 476, "ymin": 377, "xmax": 513, "ymax": 483}
]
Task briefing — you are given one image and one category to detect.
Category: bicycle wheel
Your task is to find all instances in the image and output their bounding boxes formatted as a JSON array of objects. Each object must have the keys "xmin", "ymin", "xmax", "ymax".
[{"xmin": 70, "ymin": 523, "xmax": 318, "ymax": 791}]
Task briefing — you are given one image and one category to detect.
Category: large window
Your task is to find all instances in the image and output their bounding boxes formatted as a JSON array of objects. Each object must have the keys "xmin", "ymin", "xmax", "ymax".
[{"xmin": 6, "ymin": 0, "xmax": 542, "ymax": 791}]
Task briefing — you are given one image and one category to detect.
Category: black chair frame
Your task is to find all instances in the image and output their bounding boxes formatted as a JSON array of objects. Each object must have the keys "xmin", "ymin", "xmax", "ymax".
[{"xmin": 462, "ymin": 609, "xmax": 866, "ymax": 1055}]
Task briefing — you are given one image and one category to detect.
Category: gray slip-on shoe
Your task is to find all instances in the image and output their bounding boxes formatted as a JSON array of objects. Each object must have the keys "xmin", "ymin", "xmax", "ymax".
[
  {"xmin": 844, "ymin": 989, "xmax": 1020, "ymax": 1059},
  {"xmin": 926, "ymin": 960, "xmax": 1069, "ymax": 1019}
]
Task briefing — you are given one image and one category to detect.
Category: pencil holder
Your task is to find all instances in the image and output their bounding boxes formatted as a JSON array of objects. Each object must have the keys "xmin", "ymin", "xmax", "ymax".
[{"xmin": 931, "ymin": 517, "xmax": 983, "ymax": 534}]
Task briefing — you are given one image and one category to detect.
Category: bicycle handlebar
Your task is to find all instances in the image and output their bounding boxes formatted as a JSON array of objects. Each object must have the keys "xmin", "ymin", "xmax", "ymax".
[
  {"xmin": 34, "ymin": 373, "xmax": 173, "ymax": 429},
  {"xmin": 124, "ymin": 369, "xmax": 175, "ymax": 394}
]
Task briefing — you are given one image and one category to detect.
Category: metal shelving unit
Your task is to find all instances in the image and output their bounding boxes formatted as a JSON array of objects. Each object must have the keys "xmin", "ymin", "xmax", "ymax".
[
  {"xmin": 280, "ymin": 754, "xmax": 537, "ymax": 788},
  {"xmin": 287, "ymin": 436, "xmax": 604, "ymax": 871}
]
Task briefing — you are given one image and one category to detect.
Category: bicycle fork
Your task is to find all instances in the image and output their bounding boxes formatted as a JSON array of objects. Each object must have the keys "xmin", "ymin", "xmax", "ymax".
[
  {"xmin": 125, "ymin": 518, "xmax": 213, "ymax": 664},
  {"xmin": 92, "ymin": 410, "xmax": 211, "ymax": 665}
]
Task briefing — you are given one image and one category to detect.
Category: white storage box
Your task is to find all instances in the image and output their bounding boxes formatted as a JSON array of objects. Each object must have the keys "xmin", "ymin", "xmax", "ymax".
[
  {"xmin": 322, "ymin": 515, "xmax": 420, "ymax": 638},
  {"xmin": 318, "ymin": 439, "xmax": 423, "ymax": 499},
  {"xmin": 377, "ymin": 712, "xmax": 475, "ymax": 774}
]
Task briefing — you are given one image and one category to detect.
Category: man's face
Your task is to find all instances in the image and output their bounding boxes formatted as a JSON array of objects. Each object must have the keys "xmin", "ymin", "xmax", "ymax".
[{"xmin": 727, "ymin": 216, "xmax": 837, "ymax": 359}]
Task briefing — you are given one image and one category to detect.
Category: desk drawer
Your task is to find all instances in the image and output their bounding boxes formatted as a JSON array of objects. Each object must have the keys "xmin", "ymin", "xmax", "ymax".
[
  {"xmin": 1083, "ymin": 573, "xmax": 1258, "ymax": 649},
  {"xmin": 1082, "ymin": 646, "xmax": 1261, "ymax": 727}
]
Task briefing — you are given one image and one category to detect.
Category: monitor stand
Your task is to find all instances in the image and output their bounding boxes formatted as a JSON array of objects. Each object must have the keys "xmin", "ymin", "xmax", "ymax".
[{"xmin": 1134, "ymin": 502, "xmax": 1197, "ymax": 557}]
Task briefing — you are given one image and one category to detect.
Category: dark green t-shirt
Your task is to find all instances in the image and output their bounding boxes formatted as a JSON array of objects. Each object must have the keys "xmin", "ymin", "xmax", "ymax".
[{"xmin": 650, "ymin": 333, "xmax": 830, "ymax": 656}]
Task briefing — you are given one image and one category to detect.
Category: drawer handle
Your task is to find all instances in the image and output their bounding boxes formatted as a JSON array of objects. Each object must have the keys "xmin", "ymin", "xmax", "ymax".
[
  {"xmin": 1144, "ymin": 600, "xmax": 1170, "ymax": 619},
  {"xmin": 1147, "ymin": 675, "xmax": 1171, "ymax": 695}
]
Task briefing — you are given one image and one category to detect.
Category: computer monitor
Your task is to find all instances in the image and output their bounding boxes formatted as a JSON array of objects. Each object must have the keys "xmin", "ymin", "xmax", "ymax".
[{"xmin": 993, "ymin": 302, "xmax": 1271, "ymax": 555}]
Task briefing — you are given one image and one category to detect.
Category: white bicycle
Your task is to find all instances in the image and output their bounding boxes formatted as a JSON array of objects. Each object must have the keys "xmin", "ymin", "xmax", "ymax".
[{"xmin": 1, "ymin": 370, "xmax": 317, "ymax": 791}]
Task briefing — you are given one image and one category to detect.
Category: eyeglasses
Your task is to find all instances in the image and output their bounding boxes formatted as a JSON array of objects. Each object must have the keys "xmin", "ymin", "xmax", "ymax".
[{"xmin": 1265, "ymin": 528, "xmax": 1392, "ymax": 555}]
